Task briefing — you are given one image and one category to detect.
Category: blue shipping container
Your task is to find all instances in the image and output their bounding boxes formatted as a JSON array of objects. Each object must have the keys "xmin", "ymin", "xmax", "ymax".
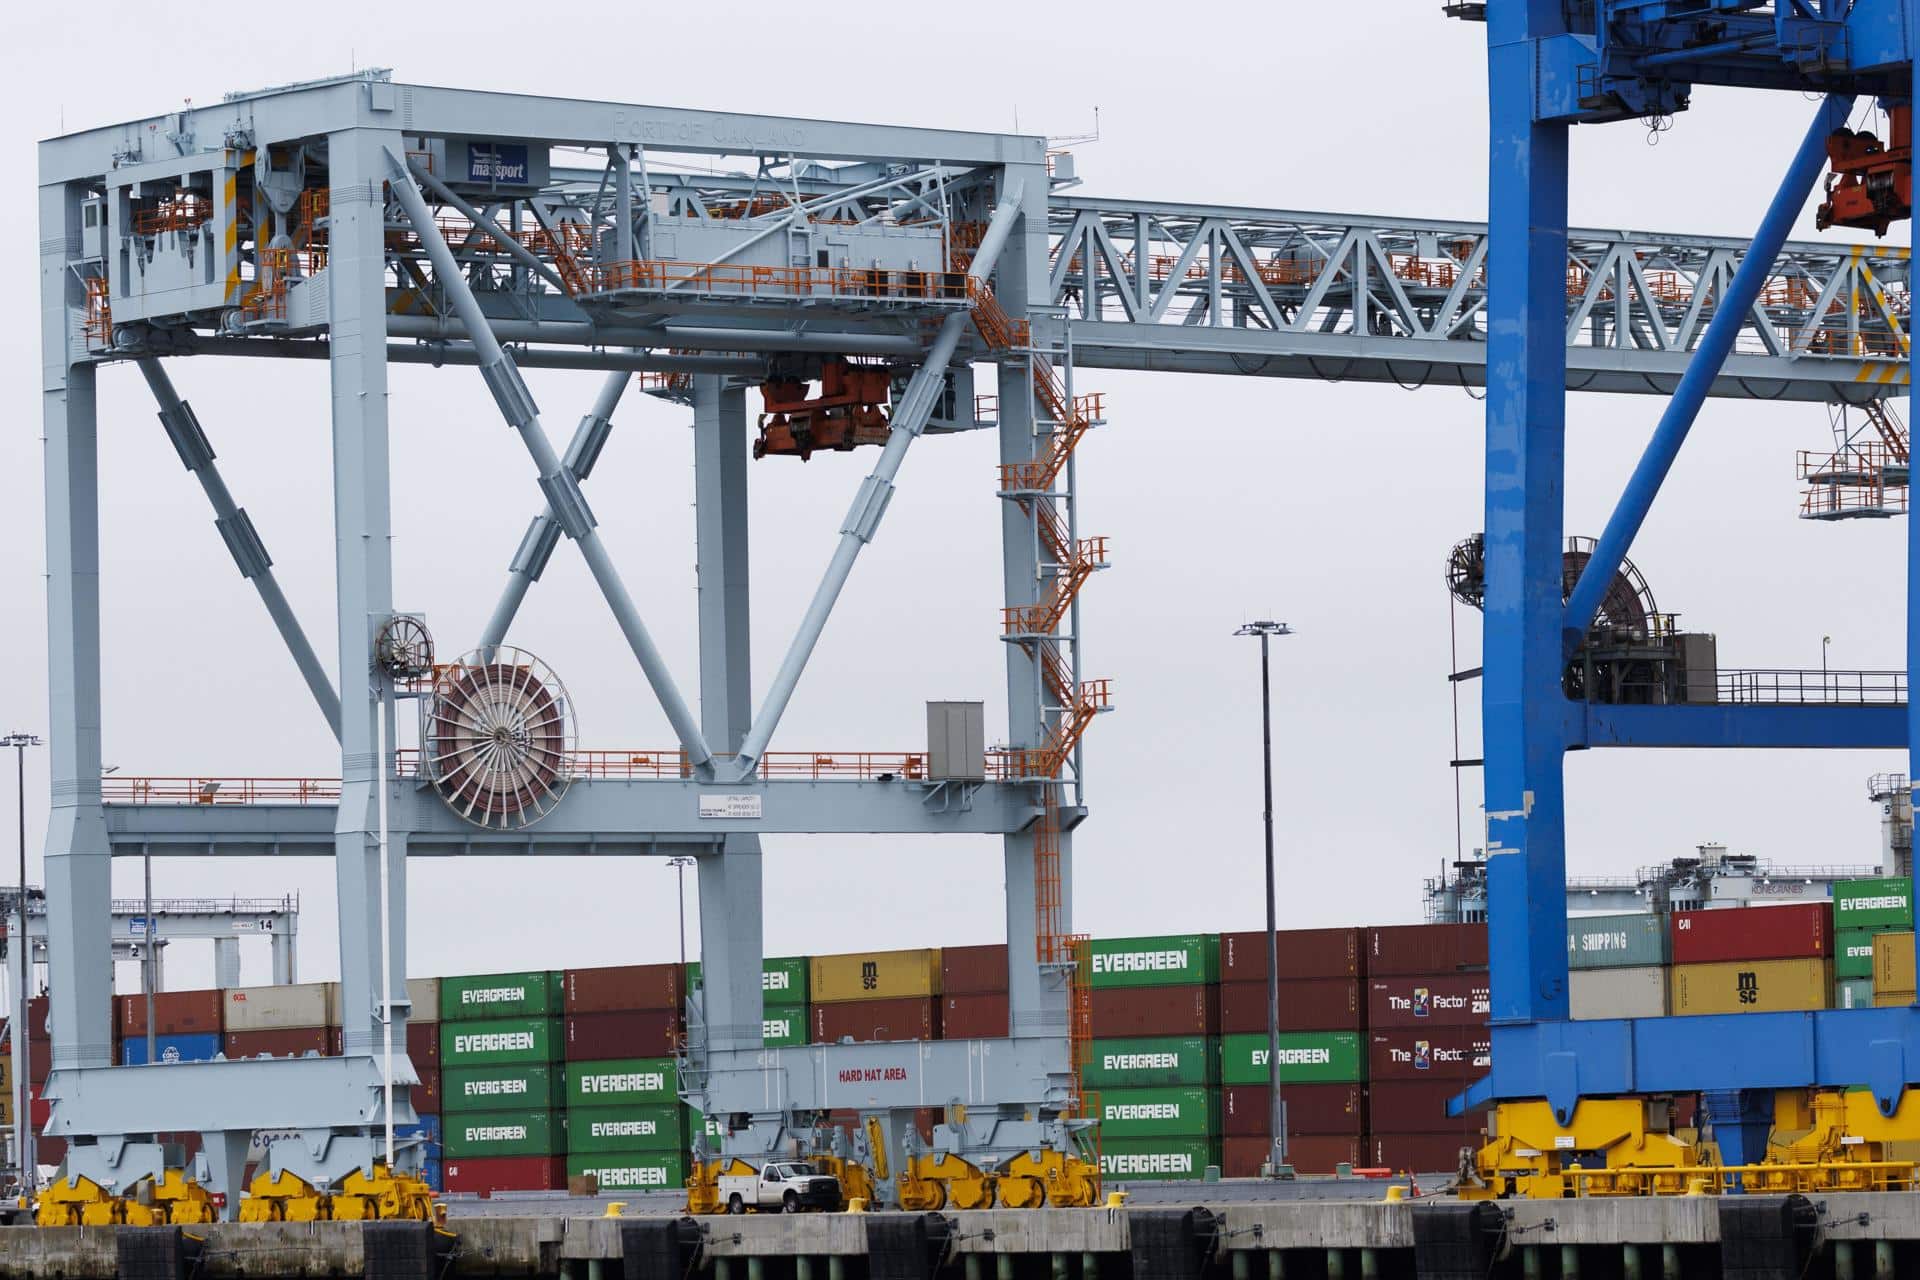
[
  {"xmin": 122, "ymin": 1033, "xmax": 222, "ymax": 1065},
  {"xmin": 397, "ymin": 1115, "xmax": 442, "ymax": 1156},
  {"xmin": 422, "ymin": 1157, "xmax": 443, "ymax": 1191}
]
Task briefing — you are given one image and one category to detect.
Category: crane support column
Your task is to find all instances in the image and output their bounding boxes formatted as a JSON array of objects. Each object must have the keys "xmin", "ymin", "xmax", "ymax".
[
  {"xmin": 1482, "ymin": 2, "xmax": 1573, "ymax": 1027},
  {"xmin": 1910, "ymin": 49, "xmax": 1920, "ymax": 999},
  {"xmin": 693, "ymin": 375, "xmax": 765, "ymax": 1053},
  {"xmin": 40, "ymin": 176, "xmax": 114, "ymax": 1076},
  {"xmin": 1562, "ymin": 95, "xmax": 1855, "ymax": 651},
  {"xmin": 329, "ymin": 127, "xmax": 412, "ymax": 1078}
]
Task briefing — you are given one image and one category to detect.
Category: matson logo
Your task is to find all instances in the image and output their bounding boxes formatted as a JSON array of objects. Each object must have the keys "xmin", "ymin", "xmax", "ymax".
[
  {"xmin": 462, "ymin": 986, "xmax": 528, "ymax": 1006},
  {"xmin": 454, "ymin": 1031, "xmax": 535, "ymax": 1054},
  {"xmin": 581, "ymin": 1071, "xmax": 666, "ymax": 1095},
  {"xmin": 1092, "ymin": 949, "xmax": 1189, "ymax": 975},
  {"xmin": 838, "ymin": 1066, "xmax": 909, "ymax": 1083},
  {"xmin": 1102, "ymin": 1152, "xmax": 1193, "ymax": 1175}
]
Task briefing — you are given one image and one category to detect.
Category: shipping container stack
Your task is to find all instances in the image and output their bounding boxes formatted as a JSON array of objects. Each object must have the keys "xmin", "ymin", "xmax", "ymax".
[
  {"xmin": 1833, "ymin": 877, "xmax": 1913, "ymax": 1008},
  {"xmin": 1669, "ymin": 903, "xmax": 1832, "ymax": 1015},
  {"xmin": 1874, "ymin": 930, "xmax": 1917, "ymax": 1006},
  {"xmin": 562, "ymin": 962, "xmax": 687, "ymax": 1191},
  {"xmin": 940, "ymin": 944, "xmax": 1010, "ymax": 1038},
  {"xmin": 809, "ymin": 948, "xmax": 942, "ymax": 1044},
  {"xmin": 1086, "ymin": 935, "xmax": 1222, "ymax": 1182},
  {"xmin": 402, "ymin": 976, "xmax": 443, "ymax": 1189},
  {"xmin": 1364, "ymin": 923, "xmax": 1490, "ymax": 1175},
  {"xmin": 440, "ymin": 971, "xmax": 567, "ymax": 1194},
  {"xmin": 1567, "ymin": 914, "xmax": 1670, "ymax": 1019},
  {"xmin": 688, "ymin": 956, "xmax": 811, "ymax": 1048},
  {"xmin": 1216, "ymin": 928, "xmax": 1366, "ymax": 1176},
  {"xmin": 118, "ymin": 988, "xmax": 223, "ymax": 1065}
]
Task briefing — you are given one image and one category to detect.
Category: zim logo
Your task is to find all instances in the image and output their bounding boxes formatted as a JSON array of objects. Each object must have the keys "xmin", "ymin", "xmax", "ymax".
[
  {"xmin": 1737, "ymin": 971, "xmax": 1759, "ymax": 1005},
  {"xmin": 861, "ymin": 961, "xmax": 878, "ymax": 991}
]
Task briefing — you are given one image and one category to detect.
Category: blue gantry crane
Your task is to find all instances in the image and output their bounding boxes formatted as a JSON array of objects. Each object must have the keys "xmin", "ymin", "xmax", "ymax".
[{"xmin": 1457, "ymin": 0, "xmax": 1920, "ymax": 1196}]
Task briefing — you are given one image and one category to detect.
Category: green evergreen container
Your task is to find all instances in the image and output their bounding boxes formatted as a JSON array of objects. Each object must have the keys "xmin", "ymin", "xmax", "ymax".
[
  {"xmin": 1220, "ymin": 1032, "xmax": 1364, "ymax": 1085},
  {"xmin": 1835, "ymin": 878, "xmax": 1914, "ymax": 930},
  {"xmin": 443, "ymin": 1108, "xmax": 565, "ymax": 1158},
  {"xmin": 1836, "ymin": 976, "xmax": 1875, "ymax": 1010},
  {"xmin": 569, "ymin": 1104, "xmax": 686, "ymax": 1153},
  {"xmin": 568, "ymin": 1151, "xmax": 687, "ymax": 1191},
  {"xmin": 439, "ymin": 971, "xmax": 563, "ymax": 1021},
  {"xmin": 1096, "ymin": 1087, "xmax": 1218, "ymax": 1139},
  {"xmin": 1837, "ymin": 928, "xmax": 1886, "ymax": 981},
  {"xmin": 1098, "ymin": 1137, "xmax": 1218, "ymax": 1182},
  {"xmin": 686, "ymin": 956, "xmax": 810, "ymax": 1005},
  {"xmin": 442, "ymin": 1063, "xmax": 563, "ymax": 1112},
  {"xmin": 565, "ymin": 1057, "xmax": 678, "ymax": 1108},
  {"xmin": 441, "ymin": 1018, "xmax": 561, "ymax": 1067},
  {"xmin": 1566, "ymin": 913, "xmax": 1669, "ymax": 970},
  {"xmin": 1087, "ymin": 936, "xmax": 1220, "ymax": 989},
  {"xmin": 1083, "ymin": 1037, "xmax": 1219, "ymax": 1089},
  {"xmin": 762, "ymin": 1004, "xmax": 808, "ymax": 1048}
]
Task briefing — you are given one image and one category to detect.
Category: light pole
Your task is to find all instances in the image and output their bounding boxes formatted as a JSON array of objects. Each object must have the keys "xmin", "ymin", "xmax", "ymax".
[
  {"xmin": 2, "ymin": 732, "xmax": 42, "ymax": 1198},
  {"xmin": 667, "ymin": 856, "xmax": 695, "ymax": 972},
  {"xmin": 1233, "ymin": 623, "xmax": 1293, "ymax": 1177}
]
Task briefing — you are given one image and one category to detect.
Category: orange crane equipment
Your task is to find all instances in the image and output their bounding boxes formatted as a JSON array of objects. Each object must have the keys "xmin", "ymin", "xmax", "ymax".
[
  {"xmin": 753, "ymin": 360, "xmax": 893, "ymax": 460},
  {"xmin": 1816, "ymin": 105, "xmax": 1912, "ymax": 237}
]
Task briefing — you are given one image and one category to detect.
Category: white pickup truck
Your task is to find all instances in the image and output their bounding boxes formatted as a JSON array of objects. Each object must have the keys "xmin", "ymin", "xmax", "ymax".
[{"xmin": 718, "ymin": 1160, "xmax": 844, "ymax": 1213}]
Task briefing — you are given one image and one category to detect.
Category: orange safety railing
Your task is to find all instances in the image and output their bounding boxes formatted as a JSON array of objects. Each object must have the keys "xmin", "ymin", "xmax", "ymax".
[
  {"xmin": 1798, "ymin": 441, "xmax": 1908, "ymax": 483},
  {"xmin": 1795, "ymin": 328, "xmax": 1910, "ymax": 358},
  {"xmin": 1801, "ymin": 481, "xmax": 1910, "ymax": 519},
  {"xmin": 104, "ymin": 777, "xmax": 343, "ymax": 805},
  {"xmin": 296, "ymin": 187, "xmax": 330, "ymax": 275},
  {"xmin": 524, "ymin": 221, "xmax": 595, "ymax": 296},
  {"xmin": 83, "ymin": 276, "xmax": 112, "ymax": 346},
  {"xmin": 592, "ymin": 260, "xmax": 969, "ymax": 303},
  {"xmin": 132, "ymin": 194, "xmax": 212, "ymax": 236},
  {"xmin": 237, "ymin": 247, "xmax": 293, "ymax": 324}
]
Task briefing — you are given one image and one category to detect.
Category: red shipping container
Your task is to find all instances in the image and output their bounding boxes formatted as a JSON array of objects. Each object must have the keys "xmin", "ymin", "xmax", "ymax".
[
  {"xmin": 1089, "ymin": 985, "xmax": 1218, "ymax": 1038},
  {"xmin": 444, "ymin": 1155, "xmax": 567, "ymax": 1194},
  {"xmin": 29, "ymin": 1038, "xmax": 48, "ymax": 1084},
  {"xmin": 564, "ymin": 963, "xmax": 682, "ymax": 1014},
  {"xmin": 941, "ymin": 993, "xmax": 1009, "ymax": 1040},
  {"xmin": 1222, "ymin": 1084, "xmax": 1365, "ymax": 1137},
  {"xmin": 811, "ymin": 997, "xmax": 939, "ymax": 1044},
  {"xmin": 27, "ymin": 996, "xmax": 47, "ymax": 1039},
  {"xmin": 117, "ymin": 989, "xmax": 224, "ymax": 1038},
  {"xmin": 29, "ymin": 1083, "xmax": 48, "ymax": 1129},
  {"xmin": 37, "ymin": 1137, "xmax": 66, "ymax": 1167},
  {"xmin": 1367, "ymin": 1080, "xmax": 1490, "ymax": 1135},
  {"xmin": 1365, "ymin": 974, "xmax": 1491, "ymax": 1029},
  {"xmin": 1367, "ymin": 1133, "xmax": 1477, "ymax": 1174},
  {"xmin": 565, "ymin": 1010, "xmax": 680, "ymax": 1061},
  {"xmin": 1365, "ymin": 925, "xmax": 1487, "ymax": 977},
  {"xmin": 225, "ymin": 1028, "xmax": 330, "ymax": 1059},
  {"xmin": 1368, "ymin": 1027, "xmax": 1491, "ymax": 1081},
  {"xmin": 829, "ymin": 1108, "xmax": 938, "ymax": 1142},
  {"xmin": 1223, "ymin": 1134, "xmax": 1365, "ymax": 1177},
  {"xmin": 326, "ymin": 1021, "xmax": 441, "ymax": 1064},
  {"xmin": 940, "ymin": 944, "xmax": 1009, "ymax": 996},
  {"xmin": 1220, "ymin": 928, "xmax": 1364, "ymax": 982},
  {"xmin": 1220, "ymin": 979, "xmax": 1361, "ymax": 1033},
  {"xmin": 1670, "ymin": 903, "xmax": 1831, "ymax": 965},
  {"xmin": 412, "ymin": 1070, "xmax": 442, "ymax": 1116}
]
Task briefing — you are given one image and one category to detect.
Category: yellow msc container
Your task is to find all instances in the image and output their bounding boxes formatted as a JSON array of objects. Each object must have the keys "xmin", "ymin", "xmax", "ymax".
[
  {"xmin": 1873, "ymin": 931, "xmax": 1915, "ymax": 994},
  {"xmin": 810, "ymin": 948, "xmax": 943, "ymax": 1004},
  {"xmin": 1668, "ymin": 959, "xmax": 1832, "ymax": 1015}
]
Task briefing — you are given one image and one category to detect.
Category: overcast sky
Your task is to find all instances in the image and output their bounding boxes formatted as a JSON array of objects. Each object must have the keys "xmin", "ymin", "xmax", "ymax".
[{"xmin": 0, "ymin": 4, "xmax": 1906, "ymax": 992}]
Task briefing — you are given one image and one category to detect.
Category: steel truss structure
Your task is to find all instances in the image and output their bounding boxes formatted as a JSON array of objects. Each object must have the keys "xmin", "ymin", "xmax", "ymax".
[
  {"xmin": 1462, "ymin": 0, "xmax": 1920, "ymax": 1156},
  {"xmin": 31, "ymin": 58, "xmax": 1917, "ymax": 1213}
]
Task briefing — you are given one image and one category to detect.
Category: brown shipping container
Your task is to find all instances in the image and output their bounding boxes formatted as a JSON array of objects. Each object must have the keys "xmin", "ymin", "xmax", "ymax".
[
  {"xmin": 941, "ymin": 993, "xmax": 1009, "ymax": 1040},
  {"xmin": 1368, "ymin": 1133, "xmax": 1479, "ymax": 1174},
  {"xmin": 565, "ymin": 1010, "xmax": 679, "ymax": 1061},
  {"xmin": 118, "ymin": 990, "xmax": 223, "ymax": 1038},
  {"xmin": 812, "ymin": 997, "xmax": 940, "ymax": 1044},
  {"xmin": 29, "ymin": 1039, "xmax": 48, "ymax": 1085},
  {"xmin": 1365, "ymin": 924, "xmax": 1487, "ymax": 978},
  {"xmin": 1222, "ymin": 1084, "xmax": 1365, "ymax": 1137},
  {"xmin": 1365, "ymin": 974, "xmax": 1491, "ymax": 1029},
  {"xmin": 1089, "ymin": 984, "xmax": 1219, "ymax": 1038},
  {"xmin": 1367, "ymin": 1080, "xmax": 1491, "ymax": 1135},
  {"xmin": 225, "ymin": 1028, "xmax": 330, "ymax": 1060},
  {"xmin": 1220, "ymin": 928, "xmax": 1364, "ymax": 982},
  {"xmin": 27, "ymin": 996, "xmax": 47, "ymax": 1039},
  {"xmin": 564, "ymin": 963, "xmax": 683, "ymax": 1014},
  {"xmin": 1219, "ymin": 979, "xmax": 1362, "ymax": 1033},
  {"xmin": 1251, "ymin": 1135, "xmax": 1365, "ymax": 1176},
  {"xmin": 1368, "ymin": 1027, "xmax": 1491, "ymax": 1082},
  {"xmin": 445, "ymin": 1155, "xmax": 567, "ymax": 1194},
  {"xmin": 412, "ymin": 1069, "xmax": 442, "ymax": 1116},
  {"xmin": 940, "ymin": 944, "xmax": 1009, "ymax": 996},
  {"xmin": 1670, "ymin": 903, "xmax": 1831, "ymax": 966},
  {"xmin": 326, "ymin": 1021, "xmax": 442, "ymax": 1065}
]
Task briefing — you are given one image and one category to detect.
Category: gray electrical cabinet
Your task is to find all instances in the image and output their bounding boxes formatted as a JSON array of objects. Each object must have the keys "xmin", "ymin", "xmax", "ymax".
[{"xmin": 927, "ymin": 701, "xmax": 986, "ymax": 781}]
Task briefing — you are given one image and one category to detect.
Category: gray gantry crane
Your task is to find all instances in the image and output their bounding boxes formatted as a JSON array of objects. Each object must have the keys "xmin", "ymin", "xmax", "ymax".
[{"xmin": 35, "ymin": 69, "xmax": 1910, "ymax": 1219}]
